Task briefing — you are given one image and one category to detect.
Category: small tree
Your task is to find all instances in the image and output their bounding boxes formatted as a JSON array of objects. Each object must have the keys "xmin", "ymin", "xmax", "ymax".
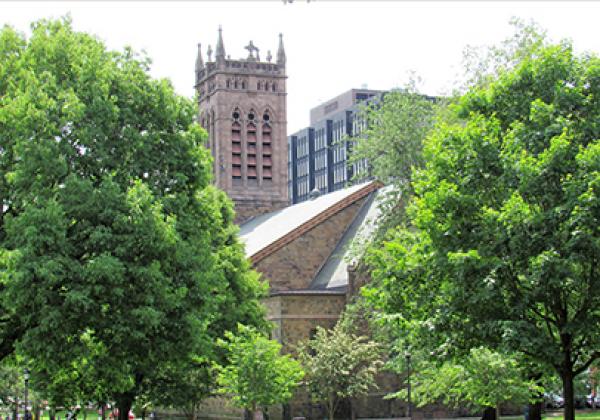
[
  {"xmin": 216, "ymin": 325, "xmax": 304, "ymax": 419},
  {"xmin": 298, "ymin": 324, "xmax": 383, "ymax": 420},
  {"xmin": 391, "ymin": 348, "xmax": 542, "ymax": 419}
]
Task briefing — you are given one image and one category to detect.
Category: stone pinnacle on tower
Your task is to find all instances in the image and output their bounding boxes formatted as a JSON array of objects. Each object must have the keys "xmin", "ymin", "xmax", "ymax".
[
  {"xmin": 195, "ymin": 43, "xmax": 204, "ymax": 72},
  {"xmin": 276, "ymin": 33, "xmax": 286, "ymax": 66},
  {"xmin": 216, "ymin": 26, "xmax": 226, "ymax": 64}
]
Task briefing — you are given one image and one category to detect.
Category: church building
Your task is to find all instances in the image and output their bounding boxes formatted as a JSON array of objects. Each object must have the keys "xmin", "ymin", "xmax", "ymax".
[
  {"xmin": 195, "ymin": 27, "xmax": 289, "ymax": 224},
  {"xmin": 194, "ymin": 29, "xmax": 413, "ymax": 420}
]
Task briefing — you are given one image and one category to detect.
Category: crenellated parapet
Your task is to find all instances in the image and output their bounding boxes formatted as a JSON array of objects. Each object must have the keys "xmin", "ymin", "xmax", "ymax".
[{"xmin": 195, "ymin": 28, "xmax": 286, "ymax": 102}]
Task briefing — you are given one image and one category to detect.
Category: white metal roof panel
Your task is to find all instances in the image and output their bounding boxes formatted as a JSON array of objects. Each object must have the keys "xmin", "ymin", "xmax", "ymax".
[{"xmin": 239, "ymin": 182, "xmax": 374, "ymax": 258}]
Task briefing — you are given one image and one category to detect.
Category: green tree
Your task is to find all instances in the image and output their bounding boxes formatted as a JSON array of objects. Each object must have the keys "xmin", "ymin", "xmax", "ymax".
[
  {"xmin": 146, "ymin": 359, "xmax": 214, "ymax": 420},
  {"xmin": 366, "ymin": 39, "xmax": 600, "ymax": 420},
  {"xmin": 348, "ymin": 83, "xmax": 441, "ymax": 232},
  {"xmin": 0, "ymin": 361, "xmax": 25, "ymax": 418},
  {"xmin": 459, "ymin": 18, "xmax": 548, "ymax": 91},
  {"xmin": 216, "ymin": 325, "xmax": 304, "ymax": 419},
  {"xmin": 391, "ymin": 348, "xmax": 541, "ymax": 418},
  {"xmin": 0, "ymin": 18, "xmax": 266, "ymax": 419},
  {"xmin": 298, "ymin": 323, "xmax": 382, "ymax": 420},
  {"xmin": 349, "ymin": 83, "xmax": 438, "ymax": 190}
]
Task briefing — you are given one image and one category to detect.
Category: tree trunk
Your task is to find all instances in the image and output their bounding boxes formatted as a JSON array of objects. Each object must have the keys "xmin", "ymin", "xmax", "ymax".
[
  {"xmin": 481, "ymin": 406, "xmax": 496, "ymax": 420},
  {"xmin": 527, "ymin": 401, "xmax": 542, "ymax": 420},
  {"xmin": 350, "ymin": 399, "xmax": 356, "ymax": 420},
  {"xmin": 116, "ymin": 395, "xmax": 134, "ymax": 420},
  {"xmin": 563, "ymin": 369, "xmax": 575, "ymax": 420},
  {"xmin": 282, "ymin": 404, "xmax": 291, "ymax": 420},
  {"xmin": 100, "ymin": 405, "xmax": 105, "ymax": 420},
  {"xmin": 49, "ymin": 408, "xmax": 56, "ymax": 420},
  {"xmin": 328, "ymin": 398, "xmax": 335, "ymax": 420}
]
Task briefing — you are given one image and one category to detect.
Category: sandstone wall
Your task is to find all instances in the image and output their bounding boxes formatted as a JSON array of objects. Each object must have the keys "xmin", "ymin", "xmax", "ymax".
[{"xmin": 255, "ymin": 197, "xmax": 367, "ymax": 291}]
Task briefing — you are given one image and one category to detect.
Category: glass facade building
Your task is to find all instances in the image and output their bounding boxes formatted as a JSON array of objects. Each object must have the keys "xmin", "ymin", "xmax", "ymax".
[{"xmin": 288, "ymin": 88, "xmax": 384, "ymax": 204}]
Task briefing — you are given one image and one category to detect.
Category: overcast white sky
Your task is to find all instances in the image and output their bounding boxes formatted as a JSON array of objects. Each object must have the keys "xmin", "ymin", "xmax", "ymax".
[{"xmin": 2, "ymin": 1, "xmax": 600, "ymax": 133}]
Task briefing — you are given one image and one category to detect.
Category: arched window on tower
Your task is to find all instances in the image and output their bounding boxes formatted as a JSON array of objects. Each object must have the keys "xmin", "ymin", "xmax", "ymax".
[
  {"xmin": 246, "ymin": 114, "xmax": 257, "ymax": 181},
  {"xmin": 231, "ymin": 109, "xmax": 242, "ymax": 183},
  {"xmin": 241, "ymin": 81, "xmax": 246, "ymax": 89},
  {"xmin": 262, "ymin": 111, "xmax": 272, "ymax": 181}
]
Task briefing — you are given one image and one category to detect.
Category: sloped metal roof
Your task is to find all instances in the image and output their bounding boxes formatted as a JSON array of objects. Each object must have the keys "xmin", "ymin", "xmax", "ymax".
[
  {"xmin": 310, "ymin": 187, "xmax": 385, "ymax": 290},
  {"xmin": 239, "ymin": 181, "xmax": 378, "ymax": 258}
]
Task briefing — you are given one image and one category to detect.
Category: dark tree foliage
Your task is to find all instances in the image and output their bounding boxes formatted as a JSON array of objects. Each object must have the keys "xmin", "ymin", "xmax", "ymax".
[{"xmin": 0, "ymin": 18, "xmax": 266, "ymax": 418}]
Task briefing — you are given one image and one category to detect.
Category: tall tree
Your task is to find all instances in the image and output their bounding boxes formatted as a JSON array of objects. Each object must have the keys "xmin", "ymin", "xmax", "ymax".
[
  {"xmin": 366, "ymin": 39, "xmax": 600, "ymax": 420},
  {"xmin": 348, "ymin": 83, "xmax": 441, "ymax": 232},
  {"xmin": 0, "ymin": 18, "xmax": 266, "ymax": 418}
]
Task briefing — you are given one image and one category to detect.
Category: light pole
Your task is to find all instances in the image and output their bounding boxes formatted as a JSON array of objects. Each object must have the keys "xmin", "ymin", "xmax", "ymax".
[
  {"xmin": 405, "ymin": 352, "xmax": 411, "ymax": 420},
  {"xmin": 23, "ymin": 369, "xmax": 30, "ymax": 420}
]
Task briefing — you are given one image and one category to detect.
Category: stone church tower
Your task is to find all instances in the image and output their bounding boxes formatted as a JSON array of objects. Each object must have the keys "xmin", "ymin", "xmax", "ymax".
[{"xmin": 196, "ymin": 28, "xmax": 289, "ymax": 223}]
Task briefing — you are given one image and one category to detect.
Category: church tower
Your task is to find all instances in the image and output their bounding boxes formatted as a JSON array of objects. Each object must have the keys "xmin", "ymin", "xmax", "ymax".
[{"xmin": 196, "ymin": 28, "xmax": 289, "ymax": 223}]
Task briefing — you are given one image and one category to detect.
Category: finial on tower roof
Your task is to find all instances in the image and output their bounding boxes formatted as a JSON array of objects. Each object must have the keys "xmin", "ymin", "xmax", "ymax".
[
  {"xmin": 277, "ymin": 33, "xmax": 286, "ymax": 66},
  {"xmin": 195, "ymin": 43, "xmax": 204, "ymax": 71},
  {"xmin": 244, "ymin": 40, "xmax": 260, "ymax": 62},
  {"xmin": 216, "ymin": 25, "xmax": 225, "ymax": 60}
]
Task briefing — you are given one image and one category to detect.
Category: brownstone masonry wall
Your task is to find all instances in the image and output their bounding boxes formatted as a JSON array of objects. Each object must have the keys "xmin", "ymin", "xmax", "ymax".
[
  {"xmin": 264, "ymin": 293, "xmax": 347, "ymax": 353},
  {"xmin": 234, "ymin": 198, "xmax": 290, "ymax": 225},
  {"xmin": 255, "ymin": 196, "xmax": 368, "ymax": 291}
]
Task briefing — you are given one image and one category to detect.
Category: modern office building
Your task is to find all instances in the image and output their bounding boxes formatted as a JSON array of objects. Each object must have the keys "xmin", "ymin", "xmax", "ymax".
[{"xmin": 288, "ymin": 88, "xmax": 385, "ymax": 203}]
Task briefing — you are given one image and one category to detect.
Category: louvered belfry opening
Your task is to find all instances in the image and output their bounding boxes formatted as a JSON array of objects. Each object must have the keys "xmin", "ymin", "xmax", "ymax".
[
  {"xmin": 262, "ymin": 112, "xmax": 272, "ymax": 181},
  {"xmin": 231, "ymin": 109, "xmax": 242, "ymax": 182}
]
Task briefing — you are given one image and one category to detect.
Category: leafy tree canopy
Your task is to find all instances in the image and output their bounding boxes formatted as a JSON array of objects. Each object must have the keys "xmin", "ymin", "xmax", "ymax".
[
  {"xmin": 216, "ymin": 324, "xmax": 304, "ymax": 413},
  {"xmin": 392, "ymin": 347, "xmax": 542, "ymax": 415},
  {"xmin": 365, "ymin": 34, "xmax": 600, "ymax": 420},
  {"xmin": 347, "ymin": 81, "xmax": 442, "ymax": 235},
  {"xmin": 0, "ymin": 17, "xmax": 266, "ymax": 417},
  {"xmin": 298, "ymin": 323, "xmax": 383, "ymax": 420}
]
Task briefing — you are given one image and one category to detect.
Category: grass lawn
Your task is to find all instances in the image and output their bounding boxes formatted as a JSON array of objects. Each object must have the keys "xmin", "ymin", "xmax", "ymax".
[
  {"xmin": 501, "ymin": 410, "xmax": 600, "ymax": 420},
  {"xmin": 546, "ymin": 411, "xmax": 600, "ymax": 419},
  {"xmin": 0, "ymin": 409, "xmax": 102, "ymax": 420},
  {"xmin": 39, "ymin": 410, "xmax": 99, "ymax": 420}
]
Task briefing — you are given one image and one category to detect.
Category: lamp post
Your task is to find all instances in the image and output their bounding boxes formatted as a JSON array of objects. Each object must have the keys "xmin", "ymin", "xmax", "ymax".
[
  {"xmin": 405, "ymin": 352, "xmax": 411, "ymax": 420},
  {"xmin": 23, "ymin": 369, "xmax": 30, "ymax": 420}
]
